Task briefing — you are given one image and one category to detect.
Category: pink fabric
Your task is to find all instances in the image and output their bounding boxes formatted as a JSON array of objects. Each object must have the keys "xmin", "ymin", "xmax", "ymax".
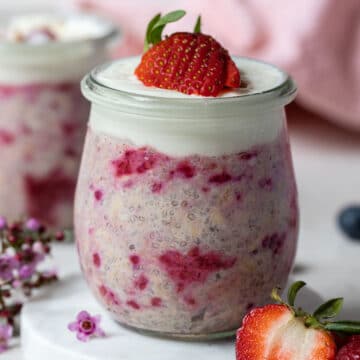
[{"xmin": 78, "ymin": 0, "xmax": 360, "ymax": 131}]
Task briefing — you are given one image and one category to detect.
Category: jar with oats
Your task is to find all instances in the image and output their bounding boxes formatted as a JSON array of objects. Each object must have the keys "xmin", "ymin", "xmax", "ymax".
[
  {"xmin": 0, "ymin": 13, "xmax": 117, "ymax": 228},
  {"xmin": 75, "ymin": 56, "xmax": 298, "ymax": 339}
]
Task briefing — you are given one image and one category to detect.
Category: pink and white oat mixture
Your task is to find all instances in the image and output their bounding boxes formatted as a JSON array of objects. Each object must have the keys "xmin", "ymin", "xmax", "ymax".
[
  {"xmin": 75, "ymin": 128, "xmax": 298, "ymax": 334},
  {"xmin": 0, "ymin": 83, "xmax": 87, "ymax": 227}
]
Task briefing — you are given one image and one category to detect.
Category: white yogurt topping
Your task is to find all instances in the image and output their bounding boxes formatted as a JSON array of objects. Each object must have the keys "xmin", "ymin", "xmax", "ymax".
[
  {"xmin": 87, "ymin": 57, "xmax": 289, "ymax": 156},
  {"xmin": 0, "ymin": 13, "xmax": 113, "ymax": 43},
  {"xmin": 0, "ymin": 14, "xmax": 116, "ymax": 84},
  {"xmin": 94, "ymin": 56, "xmax": 287, "ymax": 98}
]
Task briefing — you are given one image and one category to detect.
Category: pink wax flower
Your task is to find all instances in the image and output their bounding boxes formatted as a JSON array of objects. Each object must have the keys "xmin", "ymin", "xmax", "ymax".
[
  {"xmin": 25, "ymin": 218, "xmax": 41, "ymax": 231},
  {"xmin": 12, "ymin": 279, "xmax": 21, "ymax": 289},
  {"xmin": 22, "ymin": 247, "xmax": 45, "ymax": 266},
  {"xmin": 18, "ymin": 265, "xmax": 35, "ymax": 280},
  {"xmin": 32, "ymin": 241, "xmax": 44, "ymax": 254},
  {"xmin": 0, "ymin": 216, "xmax": 61, "ymax": 336},
  {"xmin": 17, "ymin": 247, "xmax": 44, "ymax": 280},
  {"xmin": 0, "ymin": 255, "xmax": 18, "ymax": 282},
  {"xmin": 0, "ymin": 324, "xmax": 13, "ymax": 353},
  {"xmin": 68, "ymin": 311, "xmax": 105, "ymax": 342},
  {"xmin": 0, "ymin": 217, "xmax": 6, "ymax": 230}
]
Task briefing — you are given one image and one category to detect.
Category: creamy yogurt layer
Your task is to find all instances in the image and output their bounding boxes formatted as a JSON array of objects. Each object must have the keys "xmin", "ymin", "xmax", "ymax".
[
  {"xmin": 85, "ymin": 57, "xmax": 290, "ymax": 156},
  {"xmin": 0, "ymin": 14, "xmax": 116, "ymax": 84},
  {"xmin": 0, "ymin": 13, "xmax": 114, "ymax": 43},
  {"xmin": 95, "ymin": 56, "xmax": 287, "ymax": 99}
]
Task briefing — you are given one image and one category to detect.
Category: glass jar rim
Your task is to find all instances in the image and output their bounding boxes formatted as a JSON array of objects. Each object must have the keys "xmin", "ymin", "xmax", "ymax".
[{"xmin": 82, "ymin": 56, "xmax": 297, "ymax": 117}]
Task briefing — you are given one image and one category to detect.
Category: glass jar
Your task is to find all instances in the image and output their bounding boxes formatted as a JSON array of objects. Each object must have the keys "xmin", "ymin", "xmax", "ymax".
[
  {"xmin": 75, "ymin": 57, "xmax": 298, "ymax": 339},
  {"xmin": 0, "ymin": 13, "xmax": 117, "ymax": 229}
]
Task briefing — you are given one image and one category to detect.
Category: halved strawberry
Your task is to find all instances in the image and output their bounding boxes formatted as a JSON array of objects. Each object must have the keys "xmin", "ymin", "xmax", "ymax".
[
  {"xmin": 236, "ymin": 304, "xmax": 335, "ymax": 360},
  {"xmin": 236, "ymin": 281, "xmax": 360, "ymax": 360},
  {"xmin": 135, "ymin": 10, "xmax": 240, "ymax": 97}
]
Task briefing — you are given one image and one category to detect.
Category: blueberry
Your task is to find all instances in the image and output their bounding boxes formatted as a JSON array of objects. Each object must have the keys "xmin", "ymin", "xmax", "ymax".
[{"xmin": 338, "ymin": 206, "xmax": 360, "ymax": 240}]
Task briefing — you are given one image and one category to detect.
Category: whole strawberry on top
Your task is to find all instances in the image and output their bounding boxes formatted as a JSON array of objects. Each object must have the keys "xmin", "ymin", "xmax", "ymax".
[
  {"xmin": 135, "ymin": 10, "xmax": 240, "ymax": 97},
  {"xmin": 236, "ymin": 281, "xmax": 360, "ymax": 360}
]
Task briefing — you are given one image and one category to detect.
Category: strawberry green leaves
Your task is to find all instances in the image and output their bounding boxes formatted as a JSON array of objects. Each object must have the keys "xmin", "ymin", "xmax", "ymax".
[
  {"xmin": 143, "ymin": 10, "xmax": 186, "ymax": 51},
  {"xmin": 152, "ymin": 10, "xmax": 186, "ymax": 31},
  {"xmin": 144, "ymin": 13, "xmax": 161, "ymax": 52},
  {"xmin": 313, "ymin": 298, "xmax": 344, "ymax": 321},
  {"xmin": 271, "ymin": 281, "xmax": 360, "ymax": 334},
  {"xmin": 287, "ymin": 281, "xmax": 306, "ymax": 307},
  {"xmin": 143, "ymin": 11, "xmax": 202, "ymax": 51},
  {"xmin": 324, "ymin": 321, "xmax": 360, "ymax": 334},
  {"xmin": 194, "ymin": 15, "xmax": 202, "ymax": 33}
]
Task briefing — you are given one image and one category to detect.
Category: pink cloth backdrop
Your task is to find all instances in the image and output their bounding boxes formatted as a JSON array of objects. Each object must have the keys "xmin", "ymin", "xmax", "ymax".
[{"xmin": 78, "ymin": 0, "xmax": 360, "ymax": 131}]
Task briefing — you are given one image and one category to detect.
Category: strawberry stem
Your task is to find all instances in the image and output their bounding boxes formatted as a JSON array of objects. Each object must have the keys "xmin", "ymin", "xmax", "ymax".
[
  {"xmin": 304, "ymin": 315, "xmax": 322, "ymax": 329},
  {"xmin": 194, "ymin": 15, "xmax": 202, "ymax": 33},
  {"xmin": 271, "ymin": 286, "xmax": 284, "ymax": 304}
]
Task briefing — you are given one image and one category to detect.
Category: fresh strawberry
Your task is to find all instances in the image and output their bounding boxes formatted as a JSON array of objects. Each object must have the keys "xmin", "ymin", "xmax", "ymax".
[
  {"xmin": 336, "ymin": 339, "xmax": 360, "ymax": 359},
  {"xmin": 349, "ymin": 335, "xmax": 360, "ymax": 343},
  {"xmin": 333, "ymin": 332, "xmax": 350, "ymax": 349},
  {"xmin": 236, "ymin": 281, "xmax": 360, "ymax": 360},
  {"xmin": 236, "ymin": 304, "xmax": 336, "ymax": 360},
  {"xmin": 135, "ymin": 10, "xmax": 240, "ymax": 97}
]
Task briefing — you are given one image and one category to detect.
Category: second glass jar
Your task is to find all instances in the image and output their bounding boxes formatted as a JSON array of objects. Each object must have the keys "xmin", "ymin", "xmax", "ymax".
[{"xmin": 0, "ymin": 13, "xmax": 117, "ymax": 229}]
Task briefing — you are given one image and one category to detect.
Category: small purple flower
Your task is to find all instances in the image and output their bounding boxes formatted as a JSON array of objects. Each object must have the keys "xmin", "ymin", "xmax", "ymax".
[
  {"xmin": 0, "ymin": 216, "xmax": 6, "ymax": 230},
  {"xmin": 0, "ymin": 255, "xmax": 18, "ymax": 282},
  {"xmin": 12, "ymin": 279, "xmax": 21, "ymax": 288},
  {"xmin": 0, "ymin": 324, "xmax": 13, "ymax": 353},
  {"xmin": 68, "ymin": 311, "xmax": 105, "ymax": 342},
  {"xmin": 22, "ymin": 247, "xmax": 44, "ymax": 266},
  {"xmin": 25, "ymin": 218, "xmax": 41, "ymax": 231},
  {"xmin": 17, "ymin": 247, "xmax": 44, "ymax": 280},
  {"xmin": 19, "ymin": 264, "xmax": 36, "ymax": 280},
  {"xmin": 32, "ymin": 241, "xmax": 44, "ymax": 254}
]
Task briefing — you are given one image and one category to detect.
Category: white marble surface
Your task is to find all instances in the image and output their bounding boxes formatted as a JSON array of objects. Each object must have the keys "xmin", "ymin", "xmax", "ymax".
[
  {"xmin": 21, "ymin": 274, "xmax": 236, "ymax": 360},
  {"xmin": 16, "ymin": 272, "xmax": 330, "ymax": 360}
]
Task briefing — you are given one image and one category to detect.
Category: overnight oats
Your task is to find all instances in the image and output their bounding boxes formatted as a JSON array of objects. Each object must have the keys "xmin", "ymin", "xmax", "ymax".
[
  {"xmin": 76, "ymin": 58, "xmax": 298, "ymax": 339},
  {"xmin": 75, "ymin": 10, "xmax": 298, "ymax": 339},
  {"xmin": 0, "ymin": 14, "xmax": 117, "ymax": 228}
]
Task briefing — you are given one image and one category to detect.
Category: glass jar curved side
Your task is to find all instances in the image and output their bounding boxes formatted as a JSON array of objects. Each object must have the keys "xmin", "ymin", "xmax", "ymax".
[{"xmin": 74, "ymin": 101, "xmax": 299, "ymax": 338}]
